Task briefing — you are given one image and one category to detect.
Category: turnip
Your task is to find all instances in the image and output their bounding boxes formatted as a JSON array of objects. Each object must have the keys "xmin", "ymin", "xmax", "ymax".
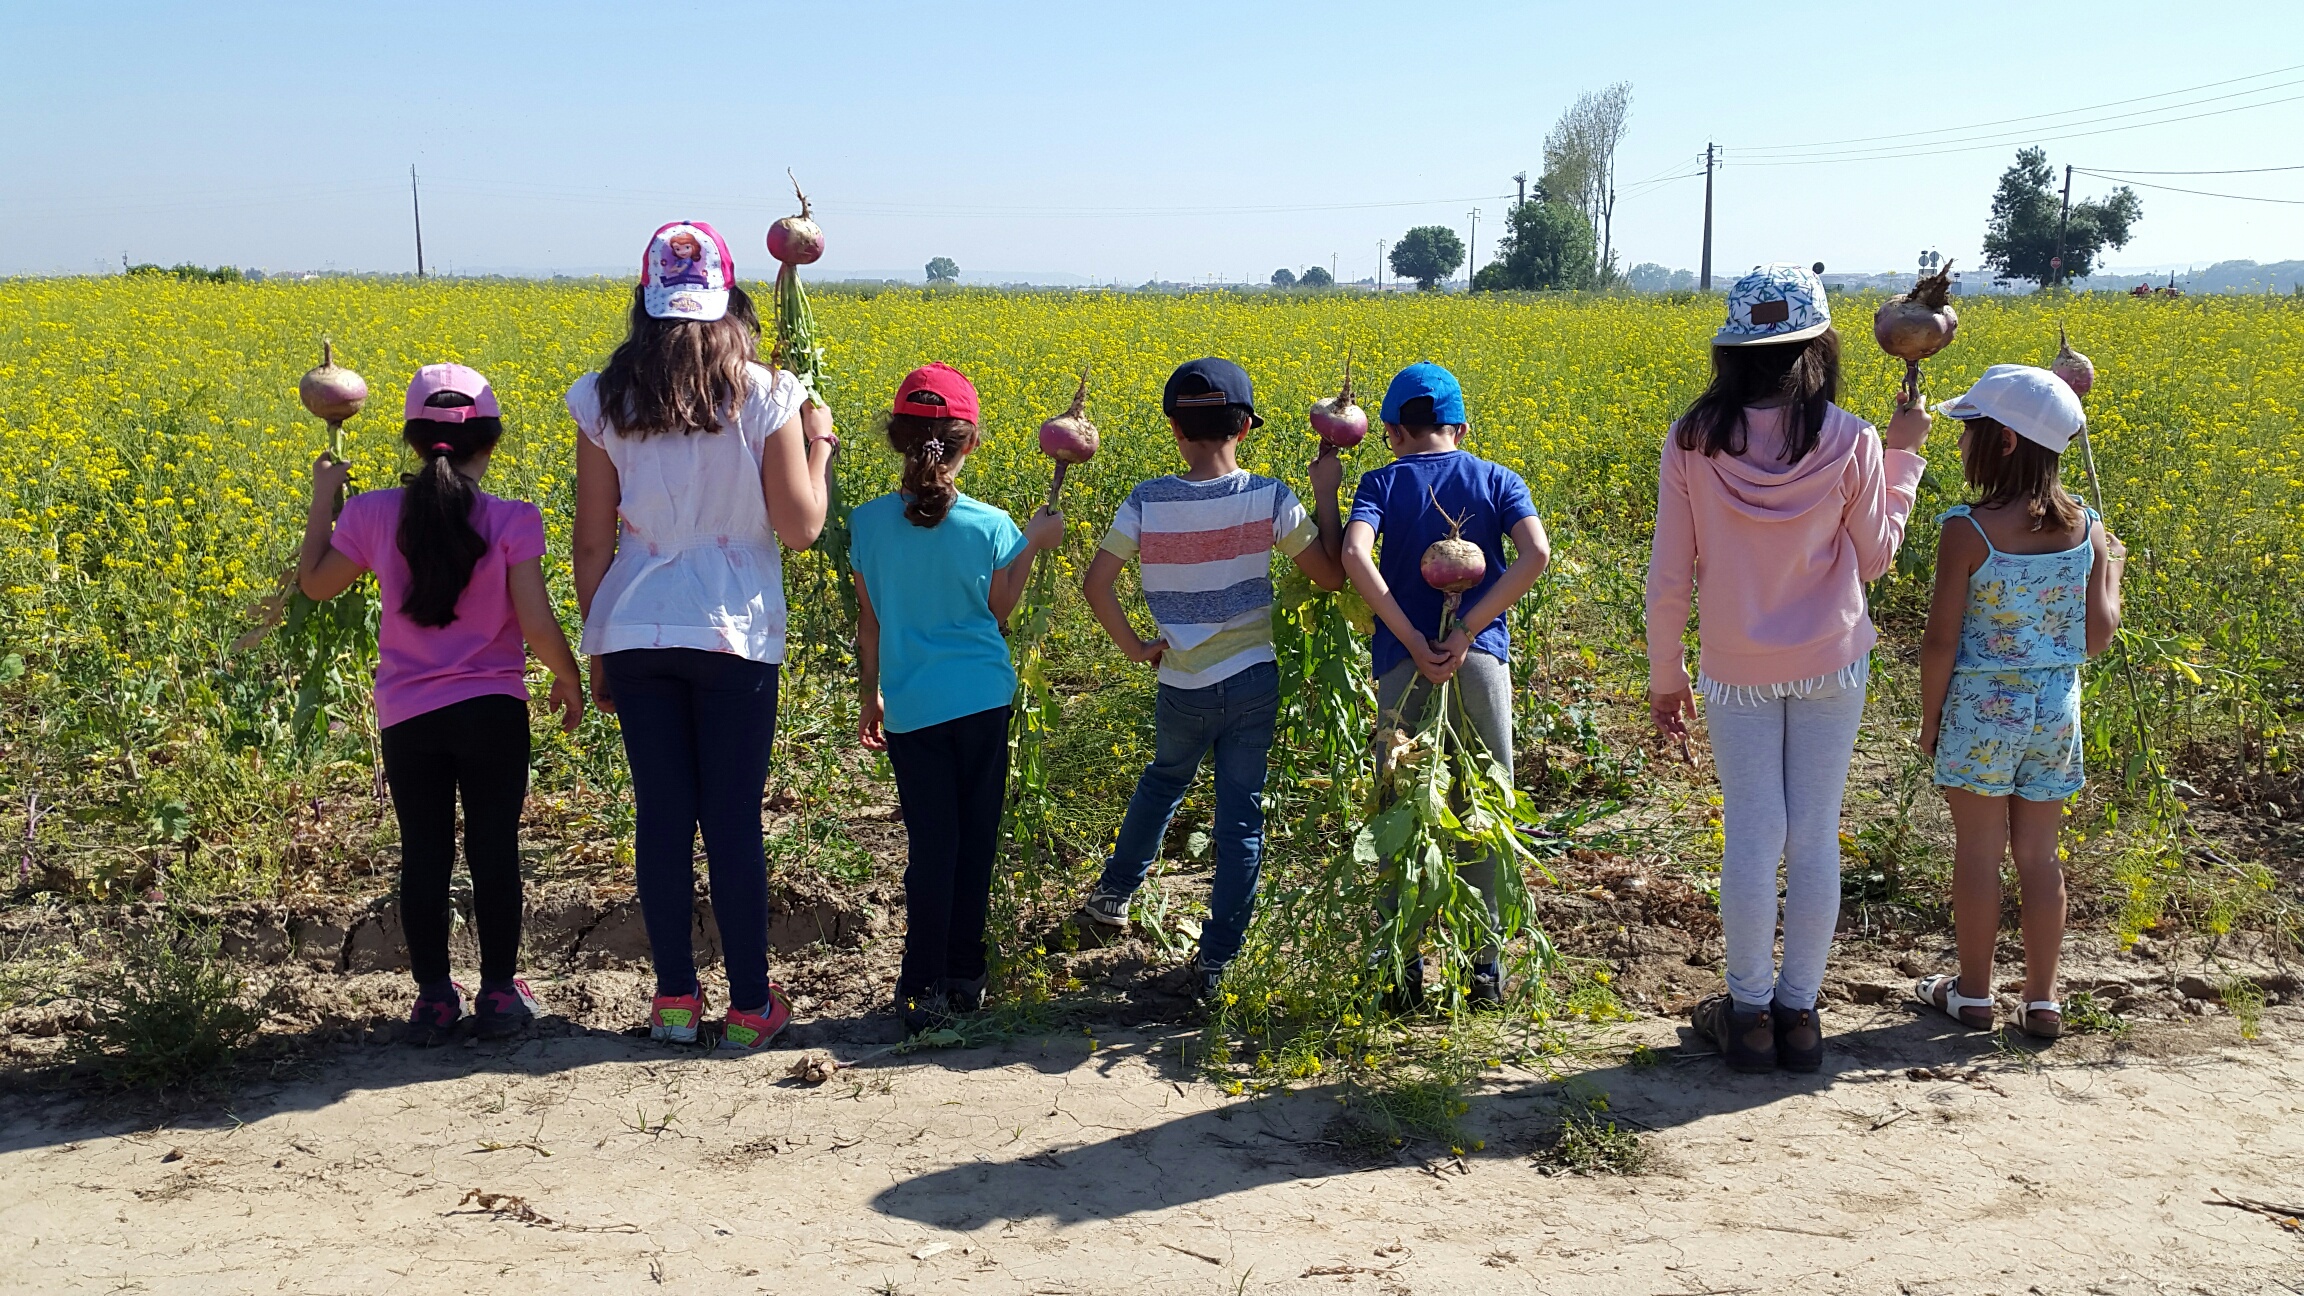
[
  {"xmin": 768, "ymin": 172, "xmax": 851, "ymax": 622},
  {"xmin": 298, "ymin": 339, "xmax": 367, "ymax": 460},
  {"xmin": 1038, "ymin": 367, "xmax": 1098, "ymax": 507},
  {"xmin": 1421, "ymin": 492, "xmax": 1487, "ymax": 630},
  {"xmin": 1873, "ymin": 260, "xmax": 1959, "ymax": 403},
  {"xmin": 766, "ymin": 170, "xmax": 824, "ymax": 267},
  {"xmin": 2051, "ymin": 324, "xmax": 2095, "ymax": 399},
  {"xmin": 1308, "ymin": 348, "xmax": 1368, "ymax": 449}
]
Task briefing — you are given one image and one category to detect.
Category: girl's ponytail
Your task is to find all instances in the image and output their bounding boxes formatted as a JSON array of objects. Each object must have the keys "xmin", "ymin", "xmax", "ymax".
[
  {"xmin": 886, "ymin": 402, "xmax": 977, "ymax": 528},
  {"xmin": 397, "ymin": 392, "xmax": 504, "ymax": 627}
]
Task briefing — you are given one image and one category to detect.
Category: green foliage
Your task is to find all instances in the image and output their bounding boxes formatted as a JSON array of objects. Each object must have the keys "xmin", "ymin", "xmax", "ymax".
[
  {"xmin": 1544, "ymin": 1079, "xmax": 1648, "ymax": 1174},
  {"xmin": 1297, "ymin": 265, "xmax": 1334, "ymax": 288},
  {"xmin": 2061, "ymin": 989, "xmax": 2129, "ymax": 1036},
  {"xmin": 1270, "ymin": 268, "xmax": 1297, "ymax": 289},
  {"xmin": 1982, "ymin": 147, "xmax": 2142, "ymax": 285},
  {"xmin": 1390, "ymin": 226, "xmax": 1466, "ymax": 290},
  {"xmin": 2219, "ymin": 976, "xmax": 2266, "ymax": 1040},
  {"xmin": 1475, "ymin": 201, "xmax": 1597, "ymax": 292},
  {"xmin": 126, "ymin": 263, "xmax": 244, "ymax": 284},
  {"xmin": 925, "ymin": 257, "xmax": 960, "ymax": 284},
  {"xmin": 75, "ymin": 912, "xmax": 261, "ymax": 1090}
]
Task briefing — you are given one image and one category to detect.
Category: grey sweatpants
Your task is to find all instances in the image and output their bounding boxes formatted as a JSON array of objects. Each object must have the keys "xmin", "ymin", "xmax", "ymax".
[
  {"xmin": 1375, "ymin": 652, "xmax": 1514, "ymax": 961},
  {"xmin": 1703, "ymin": 672, "xmax": 1866, "ymax": 1011}
]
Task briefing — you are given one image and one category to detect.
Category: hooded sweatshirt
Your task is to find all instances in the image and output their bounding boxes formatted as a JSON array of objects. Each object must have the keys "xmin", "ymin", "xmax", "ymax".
[{"xmin": 1646, "ymin": 401, "xmax": 1924, "ymax": 694}]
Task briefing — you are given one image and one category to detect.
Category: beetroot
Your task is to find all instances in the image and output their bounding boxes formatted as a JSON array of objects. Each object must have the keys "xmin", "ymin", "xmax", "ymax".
[
  {"xmin": 767, "ymin": 171, "xmax": 824, "ymax": 267},
  {"xmin": 1308, "ymin": 349, "xmax": 1368, "ymax": 449},
  {"xmin": 1039, "ymin": 368, "xmax": 1098, "ymax": 505},
  {"xmin": 2051, "ymin": 324, "xmax": 2095, "ymax": 398},
  {"xmin": 298, "ymin": 339, "xmax": 367, "ymax": 425},
  {"xmin": 1873, "ymin": 260, "xmax": 1959, "ymax": 402}
]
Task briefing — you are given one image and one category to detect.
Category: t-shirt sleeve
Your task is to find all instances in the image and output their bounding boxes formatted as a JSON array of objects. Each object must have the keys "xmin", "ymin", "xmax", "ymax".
[
  {"xmin": 1346, "ymin": 466, "xmax": 1388, "ymax": 534},
  {"xmin": 748, "ymin": 367, "xmax": 805, "ymax": 451},
  {"xmin": 328, "ymin": 494, "xmax": 374, "ymax": 571},
  {"xmin": 1099, "ymin": 490, "xmax": 1143, "ymax": 561},
  {"xmin": 1271, "ymin": 482, "xmax": 1315, "ymax": 558},
  {"xmin": 501, "ymin": 501, "xmax": 546, "ymax": 565},
  {"xmin": 988, "ymin": 508, "xmax": 1030, "ymax": 570},
  {"xmin": 1492, "ymin": 463, "xmax": 1538, "ymax": 533},
  {"xmin": 565, "ymin": 373, "xmax": 606, "ymax": 448}
]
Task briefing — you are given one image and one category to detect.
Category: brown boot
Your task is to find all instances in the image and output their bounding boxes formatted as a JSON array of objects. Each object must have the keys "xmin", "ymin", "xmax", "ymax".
[
  {"xmin": 1771, "ymin": 999, "xmax": 1823, "ymax": 1073},
  {"xmin": 1691, "ymin": 993, "xmax": 1776, "ymax": 1074}
]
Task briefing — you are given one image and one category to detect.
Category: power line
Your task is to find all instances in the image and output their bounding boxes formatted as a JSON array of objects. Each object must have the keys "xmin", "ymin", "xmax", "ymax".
[
  {"xmin": 1736, "ymin": 62, "xmax": 2304, "ymax": 154},
  {"xmin": 2072, "ymin": 169, "xmax": 2304, "ymax": 205},
  {"xmin": 1728, "ymin": 90, "xmax": 2304, "ymax": 168},
  {"xmin": 2082, "ymin": 163, "xmax": 2304, "ymax": 176}
]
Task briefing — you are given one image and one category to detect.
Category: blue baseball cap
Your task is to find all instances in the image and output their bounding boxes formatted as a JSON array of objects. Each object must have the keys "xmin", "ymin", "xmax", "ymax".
[
  {"xmin": 1380, "ymin": 362, "xmax": 1466, "ymax": 426},
  {"xmin": 1162, "ymin": 357, "xmax": 1264, "ymax": 429}
]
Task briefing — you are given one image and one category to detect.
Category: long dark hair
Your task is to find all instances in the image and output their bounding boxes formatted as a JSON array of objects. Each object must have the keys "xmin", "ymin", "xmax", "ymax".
[
  {"xmin": 594, "ymin": 283, "xmax": 758, "ymax": 437},
  {"xmin": 1674, "ymin": 328, "xmax": 1842, "ymax": 463},
  {"xmin": 885, "ymin": 399, "xmax": 978, "ymax": 527},
  {"xmin": 396, "ymin": 392, "xmax": 503, "ymax": 628},
  {"xmin": 1961, "ymin": 415, "xmax": 2084, "ymax": 532}
]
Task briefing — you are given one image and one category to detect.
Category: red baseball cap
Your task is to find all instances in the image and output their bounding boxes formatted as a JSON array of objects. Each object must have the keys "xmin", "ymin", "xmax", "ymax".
[{"xmin": 891, "ymin": 362, "xmax": 980, "ymax": 424}]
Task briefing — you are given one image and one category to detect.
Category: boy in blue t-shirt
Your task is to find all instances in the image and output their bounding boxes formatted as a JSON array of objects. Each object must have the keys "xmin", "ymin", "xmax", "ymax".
[{"xmin": 1341, "ymin": 362, "xmax": 1550, "ymax": 1005}]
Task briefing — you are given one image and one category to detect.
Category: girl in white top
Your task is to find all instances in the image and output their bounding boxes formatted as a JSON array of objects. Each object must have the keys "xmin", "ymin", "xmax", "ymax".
[{"xmin": 570, "ymin": 221, "xmax": 835, "ymax": 1052}]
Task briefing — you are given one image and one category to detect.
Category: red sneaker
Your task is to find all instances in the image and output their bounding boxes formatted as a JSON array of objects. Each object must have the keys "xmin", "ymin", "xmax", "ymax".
[
  {"xmin": 718, "ymin": 985, "xmax": 793, "ymax": 1053},
  {"xmin": 651, "ymin": 989, "xmax": 707, "ymax": 1044}
]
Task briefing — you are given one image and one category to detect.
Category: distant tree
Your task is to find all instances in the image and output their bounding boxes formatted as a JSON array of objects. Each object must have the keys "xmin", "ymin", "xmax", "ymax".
[
  {"xmin": 1270, "ymin": 267, "xmax": 1297, "ymax": 288},
  {"xmin": 925, "ymin": 256, "xmax": 960, "ymax": 283},
  {"xmin": 1390, "ymin": 226, "xmax": 1466, "ymax": 290},
  {"xmin": 1669, "ymin": 267, "xmax": 1697, "ymax": 291},
  {"xmin": 1627, "ymin": 261, "xmax": 1673, "ymax": 292},
  {"xmin": 1981, "ymin": 148, "xmax": 2141, "ymax": 287},
  {"xmin": 1541, "ymin": 82, "xmax": 1633, "ymax": 285},
  {"xmin": 1298, "ymin": 264, "xmax": 1334, "ymax": 288},
  {"xmin": 1476, "ymin": 201, "xmax": 1595, "ymax": 292}
]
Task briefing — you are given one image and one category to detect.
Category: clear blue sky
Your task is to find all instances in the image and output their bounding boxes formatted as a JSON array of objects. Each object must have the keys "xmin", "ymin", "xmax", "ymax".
[{"xmin": 6, "ymin": 0, "xmax": 2302, "ymax": 281}]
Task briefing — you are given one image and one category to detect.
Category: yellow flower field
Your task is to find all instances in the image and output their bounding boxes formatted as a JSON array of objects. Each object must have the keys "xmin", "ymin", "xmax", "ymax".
[{"xmin": 0, "ymin": 277, "xmax": 2297, "ymax": 899}]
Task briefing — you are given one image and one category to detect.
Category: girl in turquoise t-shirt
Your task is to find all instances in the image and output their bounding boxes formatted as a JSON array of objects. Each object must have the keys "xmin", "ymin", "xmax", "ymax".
[{"xmin": 851, "ymin": 363, "xmax": 1063, "ymax": 1037}]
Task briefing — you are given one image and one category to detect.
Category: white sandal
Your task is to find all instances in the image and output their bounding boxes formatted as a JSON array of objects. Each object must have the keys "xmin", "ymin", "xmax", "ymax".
[
  {"xmin": 2011, "ymin": 999, "xmax": 2064, "ymax": 1040},
  {"xmin": 1914, "ymin": 974, "xmax": 1995, "ymax": 1030}
]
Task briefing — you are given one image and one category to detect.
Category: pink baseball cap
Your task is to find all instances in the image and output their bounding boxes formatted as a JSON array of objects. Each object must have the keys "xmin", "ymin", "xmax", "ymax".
[
  {"xmin": 404, "ymin": 363, "xmax": 501, "ymax": 422},
  {"xmin": 642, "ymin": 220, "xmax": 735, "ymax": 321}
]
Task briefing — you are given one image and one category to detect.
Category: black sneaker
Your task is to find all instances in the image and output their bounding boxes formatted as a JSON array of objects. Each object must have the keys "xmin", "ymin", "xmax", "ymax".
[
  {"xmin": 406, "ymin": 984, "xmax": 463, "ymax": 1047},
  {"xmin": 1079, "ymin": 889, "xmax": 1131, "ymax": 930},
  {"xmin": 1468, "ymin": 963, "xmax": 1503, "ymax": 1006},
  {"xmin": 473, "ymin": 978, "xmax": 540, "ymax": 1040},
  {"xmin": 1771, "ymin": 999, "xmax": 1823, "ymax": 1073},
  {"xmin": 1691, "ymin": 993, "xmax": 1776, "ymax": 1074},
  {"xmin": 1378, "ymin": 955, "xmax": 1426, "ymax": 1015},
  {"xmin": 1191, "ymin": 955, "xmax": 1226, "ymax": 1003},
  {"xmin": 901, "ymin": 989, "xmax": 951, "ymax": 1038},
  {"xmin": 941, "ymin": 974, "xmax": 987, "ymax": 1015}
]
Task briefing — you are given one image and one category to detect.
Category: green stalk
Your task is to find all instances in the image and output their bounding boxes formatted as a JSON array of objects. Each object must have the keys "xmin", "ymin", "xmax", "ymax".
[{"xmin": 775, "ymin": 258, "xmax": 854, "ymax": 627}]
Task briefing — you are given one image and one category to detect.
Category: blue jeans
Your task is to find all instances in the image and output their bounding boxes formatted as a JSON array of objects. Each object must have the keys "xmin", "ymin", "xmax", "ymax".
[
  {"xmin": 599, "ymin": 648, "xmax": 779, "ymax": 1013},
  {"xmin": 1097, "ymin": 660, "xmax": 1279, "ymax": 968}
]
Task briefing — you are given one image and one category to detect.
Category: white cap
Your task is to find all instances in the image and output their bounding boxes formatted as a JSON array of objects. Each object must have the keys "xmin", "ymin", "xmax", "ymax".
[
  {"xmin": 1714, "ymin": 263, "xmax": 1832, "ymax": 347},
  {"xmin": 1937, "ymin": 363, "xmax": 2085, "ymax": 453}
]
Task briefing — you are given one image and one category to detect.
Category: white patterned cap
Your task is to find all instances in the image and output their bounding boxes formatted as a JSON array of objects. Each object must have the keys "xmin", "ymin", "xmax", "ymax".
[{"xmin": 1714, "ymin": 264, "xmax": 1832, "ymax": 347}]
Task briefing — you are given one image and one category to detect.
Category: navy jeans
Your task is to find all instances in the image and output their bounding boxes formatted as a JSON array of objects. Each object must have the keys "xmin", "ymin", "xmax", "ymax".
[
  {"xmin": 1096, "ymin": 660, "xmax": 1279, "ymax": 967},
  {"xmin": 884, "ymin": 704, "xmax": 1010, "ymax": 1000},
  {"xmin": 600, "ymin": 648, "xmax": 778, "ymax": 1012}
]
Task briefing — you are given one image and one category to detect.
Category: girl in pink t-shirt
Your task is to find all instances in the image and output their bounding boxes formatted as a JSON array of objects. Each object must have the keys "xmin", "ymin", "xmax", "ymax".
[{"xmin": 300, "ymin": 364, "xmax": 583, "ymax": 1046}]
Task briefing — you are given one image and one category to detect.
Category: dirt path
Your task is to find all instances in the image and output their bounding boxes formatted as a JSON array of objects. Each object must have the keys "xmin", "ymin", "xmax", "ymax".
[{"xmin": 3, "ymin": 995, "xmax": 2299, "ymax": 1295}]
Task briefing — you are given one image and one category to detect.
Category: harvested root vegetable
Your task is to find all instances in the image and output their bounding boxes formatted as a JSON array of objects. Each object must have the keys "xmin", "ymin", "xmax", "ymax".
[
  {"xmin": 1038, "ymin": 367, "xmax": 1098, "ymax": 506},
  {"xmin": 298, "ymin": 339, "xmax": 367, "ymax": 429},
  {"xmin": 1421, "ymin": 492, "xmax": 1487, "ymax": 627},
  {"xmin": 1308, "ymin": 349, "xmax": 1368, "ymax": 449},
  {"xmin": 2052, "ymin": 324, "xmax": 2095, "ymax": 398},
  {"xmin": 766, "ymin": 169, "xmax": 824, "ymax": 266},
  {"xmin": 1873, "ymin": 260, "xmax": 1959, "ymax": 402}
]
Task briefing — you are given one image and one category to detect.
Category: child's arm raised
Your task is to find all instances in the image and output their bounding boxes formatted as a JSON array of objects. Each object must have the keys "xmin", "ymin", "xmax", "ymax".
[
  {"xmin": 508, "ymin": 559, "xmax": 585, "ymax": 733},
  {"xmin": 2085, "ymin": 523, "xmax": 2127, "ymax": 657},
  {"xmin": 1287, "ymin": 446, "xmax": 1348, "ymax": 592},
  {"xmin": 1438, "ymin": 514, "xmax": 1550, "ymax": 664},
  {"xmin": 1342, "ymin": 520, "xmax": 1452, "ymax": 683},
  {"xmin": 1918, "ymin": 519, "xmax": 1986, "ymax": 757},
  {"xmin": 297, "ymin": 456, "xmax": 364, "ymax": 600},
  {"xmin": 989, "ymin": 507, "xmax": 1066, "ymax": 626},
  {"xmin": 1081, "ymin": 548, "xmax": 1165, "ymax": 666},
  {"xmin": 856, "ymin": 573, "xmax": 886, "ymax": 751}
]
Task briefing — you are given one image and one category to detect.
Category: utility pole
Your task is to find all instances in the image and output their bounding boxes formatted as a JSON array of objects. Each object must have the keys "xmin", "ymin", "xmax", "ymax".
[
  {"xmin": 1376, "ymin": 238, "xmax": 1385, "ymax": 291},
  {"xmin": 1699, "ymin": 142, "xmax": 1716, "ymax": 292},
  {"xmin": 1468, "ymin": 208, "xmax": 1481, "ymax": 292},
  {"xmin": 1331, "ymin": 253, "xmax": 1338, "ymax": 287},
  {"xmin": 2052, "ymin": 163, "xmax": 2074, "ymax": 291},
  {"xmin": 410, "ymin": 165, "xmax": 426, "ymax": 279},
  {"xmin": 1513, "ymin": 171, "xmax": 1527, "ymax": 211}
]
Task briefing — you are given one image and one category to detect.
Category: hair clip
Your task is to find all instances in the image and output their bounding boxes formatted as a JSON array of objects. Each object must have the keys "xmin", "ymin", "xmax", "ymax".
[{"xmin": 920, "ymin": 438, "xmax": 946, "ymax": 464}]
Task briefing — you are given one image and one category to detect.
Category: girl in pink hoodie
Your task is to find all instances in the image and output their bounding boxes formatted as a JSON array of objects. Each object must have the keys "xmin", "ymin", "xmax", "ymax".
[{"xmin": 1646, "ymin": 264, "xmax": 1931, "ymax": 1074}]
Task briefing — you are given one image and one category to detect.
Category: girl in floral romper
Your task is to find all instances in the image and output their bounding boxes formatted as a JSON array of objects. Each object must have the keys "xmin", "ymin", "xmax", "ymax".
[{"xmin": 1916, "ymin": 365, "xmax": 2127, "ymax": 1039}]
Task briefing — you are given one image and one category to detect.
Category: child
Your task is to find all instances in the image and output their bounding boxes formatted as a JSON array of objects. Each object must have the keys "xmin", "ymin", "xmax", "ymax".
[
  {"xmin": 1341, "ymin": 362, "xmax": 1549, "ymax": 1005},
  {"xmin": 1916, "ymin": 364, "xmax": 2125, "ymax": 1040},
  {"xmin": 852, "ymin": 364, "xmax": 1064, "ymax": 1036},
  {"xmin": 569, "ymin": 220, "xmax": 835, "ymax": 1052},
  {"xmin": 299, "ymin": 364, "xmax": 584, "ymax": 1045},
  {"xmin": 1078, "ymin": 358, "xmax": 1346, "ymax": 999}
]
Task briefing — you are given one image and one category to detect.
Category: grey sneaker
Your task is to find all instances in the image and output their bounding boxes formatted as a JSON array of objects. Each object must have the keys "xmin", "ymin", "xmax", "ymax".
[
  {"xmin": 1192, "ymin": 955, "xmax": 1226, "ymax": 1002},
  {"xmin": 1080, "ymin": 889, "xmax": 1131, "ymax": 929}
]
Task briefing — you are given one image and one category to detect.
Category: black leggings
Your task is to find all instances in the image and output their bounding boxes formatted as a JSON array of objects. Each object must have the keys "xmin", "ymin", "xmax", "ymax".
[
  {"xmin": 884, "ymin": 705, "xmax": 1011, "ymax": 998},
  {"xmin": 378, "ymin": 693, "xmax": 531, "ymax": 988}
]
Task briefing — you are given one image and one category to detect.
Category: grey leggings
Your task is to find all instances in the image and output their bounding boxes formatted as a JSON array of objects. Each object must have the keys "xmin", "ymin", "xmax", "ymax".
[
  {"xmin": 1704, "ymin": 671, "xmax": 1866, "ymax": 1010},
  {"xmin": 1375, "ymin": 652, "xmax": 1514, "ymax": 961}
]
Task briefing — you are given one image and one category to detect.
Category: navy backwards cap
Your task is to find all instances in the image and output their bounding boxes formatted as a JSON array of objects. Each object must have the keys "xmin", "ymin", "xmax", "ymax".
[
  {"xmin": 1380, "ymin": 362, "xmax": 1466, "ymax": 426},
  {"xmin": 1161, "ymin": 357, "xmax": 1265, "ymax": 429}
]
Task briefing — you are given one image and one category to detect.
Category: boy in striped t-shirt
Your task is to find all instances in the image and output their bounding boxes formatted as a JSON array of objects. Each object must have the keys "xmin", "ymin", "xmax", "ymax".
[{"xmin": 1080, "ymin": 358, "xmax": 1345, "ymax": 999}]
